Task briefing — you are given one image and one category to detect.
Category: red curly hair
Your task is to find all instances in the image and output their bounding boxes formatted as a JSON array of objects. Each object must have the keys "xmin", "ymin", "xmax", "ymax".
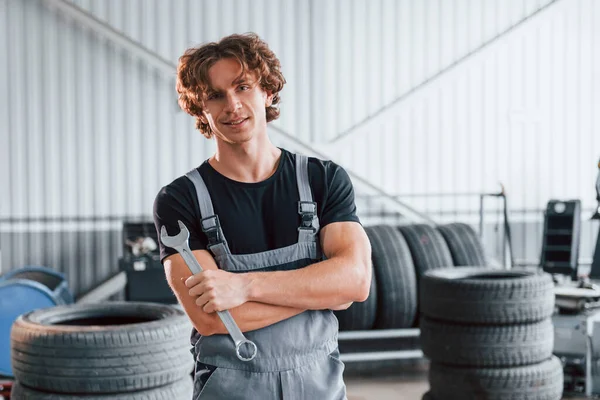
[{"xmin": 176, "ymin": 33, "xmax": 286, "ymax": 138}]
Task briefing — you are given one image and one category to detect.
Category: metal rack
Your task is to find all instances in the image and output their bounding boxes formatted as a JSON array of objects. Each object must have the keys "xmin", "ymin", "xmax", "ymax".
[
  {"xmin": 338, "ymin": 329, "xmax": 423, "ymax": 363},
  {"xmin": 356, "ymin": 188, "xmax": 512, "ymax": 265}
]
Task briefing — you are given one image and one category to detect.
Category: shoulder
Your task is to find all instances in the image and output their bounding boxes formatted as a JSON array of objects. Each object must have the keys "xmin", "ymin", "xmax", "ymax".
[
  {"xmin": 153, "ymin": 168, "xmax": 210, "ymax": 260},
  {"xmin": 308, "ymin": 156, "xmax": 352, "ymax": 190},
  {"xmin": 153, "ymin": 167, "xmax": 211, "ymax": 222},
  {"xmin": 283, "ymin": 150, "xmax": 357, "ymax": 220},
  {"xmin": 154, "ymin": 174, "xmax": 195, "ymax": 208}
]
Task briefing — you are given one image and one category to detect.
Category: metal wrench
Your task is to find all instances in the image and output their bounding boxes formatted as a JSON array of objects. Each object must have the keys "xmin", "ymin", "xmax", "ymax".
[{"xmin": 160, "ymin": 220, "xmax": 257, "ymax": 361}]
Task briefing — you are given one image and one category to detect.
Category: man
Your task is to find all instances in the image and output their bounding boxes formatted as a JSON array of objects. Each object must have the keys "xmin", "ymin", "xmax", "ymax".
[{"xmin": 153, "ymin": 33, "xmax": 372, "ymax": 400}]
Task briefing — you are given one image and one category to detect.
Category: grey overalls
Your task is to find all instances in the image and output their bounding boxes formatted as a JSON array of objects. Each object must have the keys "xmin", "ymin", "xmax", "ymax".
[{"xmin": 185, "ymin": 155, "xmax": 347, "ymax": 400}]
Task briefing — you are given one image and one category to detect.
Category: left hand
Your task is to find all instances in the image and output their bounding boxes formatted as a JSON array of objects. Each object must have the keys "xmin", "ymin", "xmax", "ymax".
[{"xmin": 184, "ymin": 269, "xmax": 250, "ymax": 313}]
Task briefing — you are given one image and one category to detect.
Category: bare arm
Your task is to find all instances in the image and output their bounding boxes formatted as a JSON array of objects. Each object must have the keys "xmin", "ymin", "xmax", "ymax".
[
  {"xmin": 244, "ymin": 221, "xmax": 372, "ymax": 309},
  {"xmin": 164, "ymin": 249, "xmax": 304, "ymax": 336}
]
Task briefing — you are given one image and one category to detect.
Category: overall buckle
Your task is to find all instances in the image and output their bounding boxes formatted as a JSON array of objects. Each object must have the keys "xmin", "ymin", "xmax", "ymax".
[
  {"xmin": 298, "ymin": 201, "xmax": 317, "ymax": 233},
  {"xmin": 200, "ymin": 215, "xmax": 222, "ymax": 245}
]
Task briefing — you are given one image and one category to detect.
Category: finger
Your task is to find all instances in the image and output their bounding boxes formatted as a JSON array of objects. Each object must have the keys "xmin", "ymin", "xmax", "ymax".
[
  {"xmin": 195, "ymin": 290, "xmax": 215, "ymax": 309},
  {"xmin": 195, "ymin": 294, "xmax": 208, "ymax": 309},
  {"xmin": 203, "ymin": 299, "xmax": 225, "ymax": 313},
  {"xmin": 188, "ymin": 281, "xmax": 215, "ymax": 297},
  {"xmin": 184, "ymin": 272, "xmax": 204, "ymax": 288},
  {"xmin": 188, "ymin": 286, "xmax": 199, "ymax": 297},
  {"xmin": 203, "ymin": 301, "xmax": 216, "ymax": 313}
]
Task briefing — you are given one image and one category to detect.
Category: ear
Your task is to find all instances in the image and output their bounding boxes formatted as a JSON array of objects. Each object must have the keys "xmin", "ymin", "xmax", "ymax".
[{"xmin": 265, "ymin": 91, "xmax": 274, "ymax": 107}]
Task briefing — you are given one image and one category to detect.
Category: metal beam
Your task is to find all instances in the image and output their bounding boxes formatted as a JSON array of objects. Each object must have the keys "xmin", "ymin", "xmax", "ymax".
[
  {"xmin": 328, "ymin": 0, "xmax": 566, "ymax": 146},
  {"xmin": 340, "ymin": 350, "xmax": 424, "ymax": 363},
  {"xmin": 41, "ymin": 0, "xmax": 176, "ymax": 77},
  {"xmin": 338, "ymin": 328, "xmax": 420, "ymax": 340},
  {"xmin": 76, "ymin": 271, "xmax": 127, "ymax": 304}
]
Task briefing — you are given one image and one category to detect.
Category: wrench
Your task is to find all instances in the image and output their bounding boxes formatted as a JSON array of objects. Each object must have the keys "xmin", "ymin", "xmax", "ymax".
[{"xmin": 160, "ymin": 220, "xmax": 257, "ymax": 362}]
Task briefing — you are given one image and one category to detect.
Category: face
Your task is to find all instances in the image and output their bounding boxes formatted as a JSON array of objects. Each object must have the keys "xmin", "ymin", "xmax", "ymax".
[{"xmin": 200, "ymin": 58, "xmax": 273, "ymax": 144}]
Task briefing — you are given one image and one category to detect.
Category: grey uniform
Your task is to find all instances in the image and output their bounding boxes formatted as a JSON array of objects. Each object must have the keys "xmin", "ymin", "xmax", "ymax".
[{"xmin": 186, "ymin": 155, "xmax": 347, "ymax": 400}]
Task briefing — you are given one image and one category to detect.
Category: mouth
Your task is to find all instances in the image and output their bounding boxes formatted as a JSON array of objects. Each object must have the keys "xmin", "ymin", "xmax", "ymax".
[{"xmin": 222, "ymin": 117, "xmax": 249, "ymax": 126}]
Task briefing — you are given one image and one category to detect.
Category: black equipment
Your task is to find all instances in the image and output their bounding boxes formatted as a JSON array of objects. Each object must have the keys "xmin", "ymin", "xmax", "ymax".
[
  {"xmin": 541, "ymin": 200, "xmax": 582, "ymax": 280},
  {"xmin": 119, "ymin": 222, "xmax": 176, "ymax": 304}
]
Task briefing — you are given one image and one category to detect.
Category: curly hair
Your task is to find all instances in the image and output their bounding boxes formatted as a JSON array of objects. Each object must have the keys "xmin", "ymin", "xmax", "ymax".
[{"xmin": 176, "ymin": 33, "xmax": 286, "ymax": 138}]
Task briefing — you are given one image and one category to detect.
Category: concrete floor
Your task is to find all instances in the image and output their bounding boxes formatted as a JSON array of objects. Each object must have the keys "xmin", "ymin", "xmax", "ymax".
[
  {"xmin": 346, "ymin": 373, "xmax": 429, "ymax": 400},
  {"xmin": 342, "ymin": 363, "xmax": 590, "ymax": 400},
  {"xmin": 345, "ymin": 375, "xmax": 593, "ymax": 400},
  {"xmin": 343, "ymin": 361, "xmax": 430, "ymax": 400}
]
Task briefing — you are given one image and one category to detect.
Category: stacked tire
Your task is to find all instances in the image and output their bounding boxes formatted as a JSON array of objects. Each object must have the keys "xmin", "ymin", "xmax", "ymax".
[
  {"xmin": 436, "ymin": 222, "xmax": 488, "ymax": 267},
  {"xmin": 334, "ymin": 225, "xmax": 418, "ymax": 331},
  {"xmin": 10, "ymin": 302, "xmax": 194, "ymax": 399},
  {"xmin": 419, "ymin": 267, "xmax": 563, "ymax": 400},
  {"xmin": 334, "ymin": 223, "xmax": 489, "ymax": 332}
]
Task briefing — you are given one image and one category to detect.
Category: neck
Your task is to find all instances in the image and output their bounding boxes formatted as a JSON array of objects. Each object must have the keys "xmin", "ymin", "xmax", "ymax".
[{"xmin": 210, "ymin": 136, "xmax": 282, "ymax": 183}]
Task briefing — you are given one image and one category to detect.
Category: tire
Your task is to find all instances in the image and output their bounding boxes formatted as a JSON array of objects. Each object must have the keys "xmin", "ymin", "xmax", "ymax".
[
  {"xmin": 420, "ymin": 267, "xmax": 555, "ymax": 324},
  {"xmin": 10, "ymin": 377, "xmax": 194, "ymax": 399},
  {"xmin": 420, "ymin": 317, "xmax": 554, "ymax": 367},
  {"xmin": 397, "ymin": 224, "xmax": 454, "ymax": 279},
  {"xmin": 334, "ymin": 264, "xmax": 377, "ymax": 330},
  {"xmin": 11, "ymin": 302, "xmax": 193, "ymax": 394},
  {"xmin": 437, "ymin": 223, "xmax": 487, "ymax": 266},
  {"xmin": 429, "ymin": 356, "xmax": 564, "ymax": 400},
  {"xmin": 365, "ymin": 225, "xmax": 417, "ymax": 329}
]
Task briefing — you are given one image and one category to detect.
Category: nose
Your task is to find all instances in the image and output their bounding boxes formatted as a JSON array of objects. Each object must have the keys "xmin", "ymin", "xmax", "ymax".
[{"xmin": 224, "ymin": 92, "xmax": 241, "ymax": 112}]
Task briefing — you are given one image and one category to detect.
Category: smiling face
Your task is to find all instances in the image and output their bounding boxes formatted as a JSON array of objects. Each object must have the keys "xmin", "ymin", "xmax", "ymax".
[{"xmin": 200, "ymin": 58, "xmax": 274, "ymax": 145}]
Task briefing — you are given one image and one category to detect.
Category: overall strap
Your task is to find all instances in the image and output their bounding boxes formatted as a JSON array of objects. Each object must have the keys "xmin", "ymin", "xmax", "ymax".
[
  {"xmin": 295, "ymin": 155, "xmax": 320, "ymax": 243},
  {"xmin": 185, "ymin": 169, "xmax": 230, "ymax": 257}
]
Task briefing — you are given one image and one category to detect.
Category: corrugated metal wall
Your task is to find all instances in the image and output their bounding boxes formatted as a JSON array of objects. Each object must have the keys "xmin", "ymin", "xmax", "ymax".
[
  {"xmin": 1, "ymin": 0, "xmax": 598, "ymax": 295},
  {"xmin": 331, "ymin": 0, "xmax": 600, "ymax": 214}
]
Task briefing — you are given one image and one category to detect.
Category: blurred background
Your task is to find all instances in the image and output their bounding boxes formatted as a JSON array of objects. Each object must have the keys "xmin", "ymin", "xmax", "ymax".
[{"xmin": 0, "ymin": 0, "xmax": 599, "ymax": 299}]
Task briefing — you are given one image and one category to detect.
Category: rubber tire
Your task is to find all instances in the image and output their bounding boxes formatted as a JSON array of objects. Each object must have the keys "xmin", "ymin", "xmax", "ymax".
[
  {"xmin": 334, "ymin": 264, "xmax": 377, "ymax": 330},
  {"xmin": 366, "ymin": 225, "xmax": 417, "ymax": 329},
  {"xmin": 11, "ymin": 302, "xmax": 193, "ymax": 394},
  {"xmin": 429, "ymin": 356, "xmax": 564, "ymax": 400},
  {"xmin": 420, "ymin": 267, "xmax": 555, "ymax": 324},
  {"xmin": 437, "ymin": 223, "xmax": 487, "ymax": 266},
  {"xmin": 10, "ymin": 377, "xmax": 194, "ymax": 399},
  {"xmin": 420, "ymin": 317, "xmax": 554, "ymax": 367},
  {"xmin": 397, "ymin": 224, "xmax": 454, "ymax": 279}
]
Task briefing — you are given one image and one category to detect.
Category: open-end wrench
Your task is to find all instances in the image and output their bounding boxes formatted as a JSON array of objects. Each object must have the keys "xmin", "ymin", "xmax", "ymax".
[{"xmin": 160, "ymin": 220, "xmax": 257, "ymax": 361}]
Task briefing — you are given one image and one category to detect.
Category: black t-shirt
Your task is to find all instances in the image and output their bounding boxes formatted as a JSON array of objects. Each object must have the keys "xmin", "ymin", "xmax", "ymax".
[{"xmin": 153, "ymin": 149, "xmax": 361, "ymax": 262}]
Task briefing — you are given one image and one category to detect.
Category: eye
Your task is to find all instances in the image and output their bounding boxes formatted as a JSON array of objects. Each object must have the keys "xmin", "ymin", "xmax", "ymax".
[
  {"xmin": 207, "ymin": 93, "xmax": 222, "ymax": 100},
  {"xmin": 238, "ymin": 85, "xmax": 250, "ymax": 91}
]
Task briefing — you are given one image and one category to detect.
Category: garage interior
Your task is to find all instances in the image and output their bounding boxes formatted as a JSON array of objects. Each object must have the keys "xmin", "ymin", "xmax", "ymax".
[{"xmin": 1, "ymin": 0, "xmax": 600, "ymax": 399}]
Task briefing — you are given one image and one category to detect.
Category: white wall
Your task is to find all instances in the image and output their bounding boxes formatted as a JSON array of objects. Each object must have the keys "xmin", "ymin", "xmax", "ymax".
[{"xmin": 326, "ymin": 0, "xmax": 600, "ymax": 219}]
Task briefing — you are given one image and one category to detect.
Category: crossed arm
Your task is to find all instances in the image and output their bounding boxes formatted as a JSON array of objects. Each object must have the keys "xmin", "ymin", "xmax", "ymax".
[{"xmin": 163, "ymin": 221, "xmax": 372, "ymax": 336}]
